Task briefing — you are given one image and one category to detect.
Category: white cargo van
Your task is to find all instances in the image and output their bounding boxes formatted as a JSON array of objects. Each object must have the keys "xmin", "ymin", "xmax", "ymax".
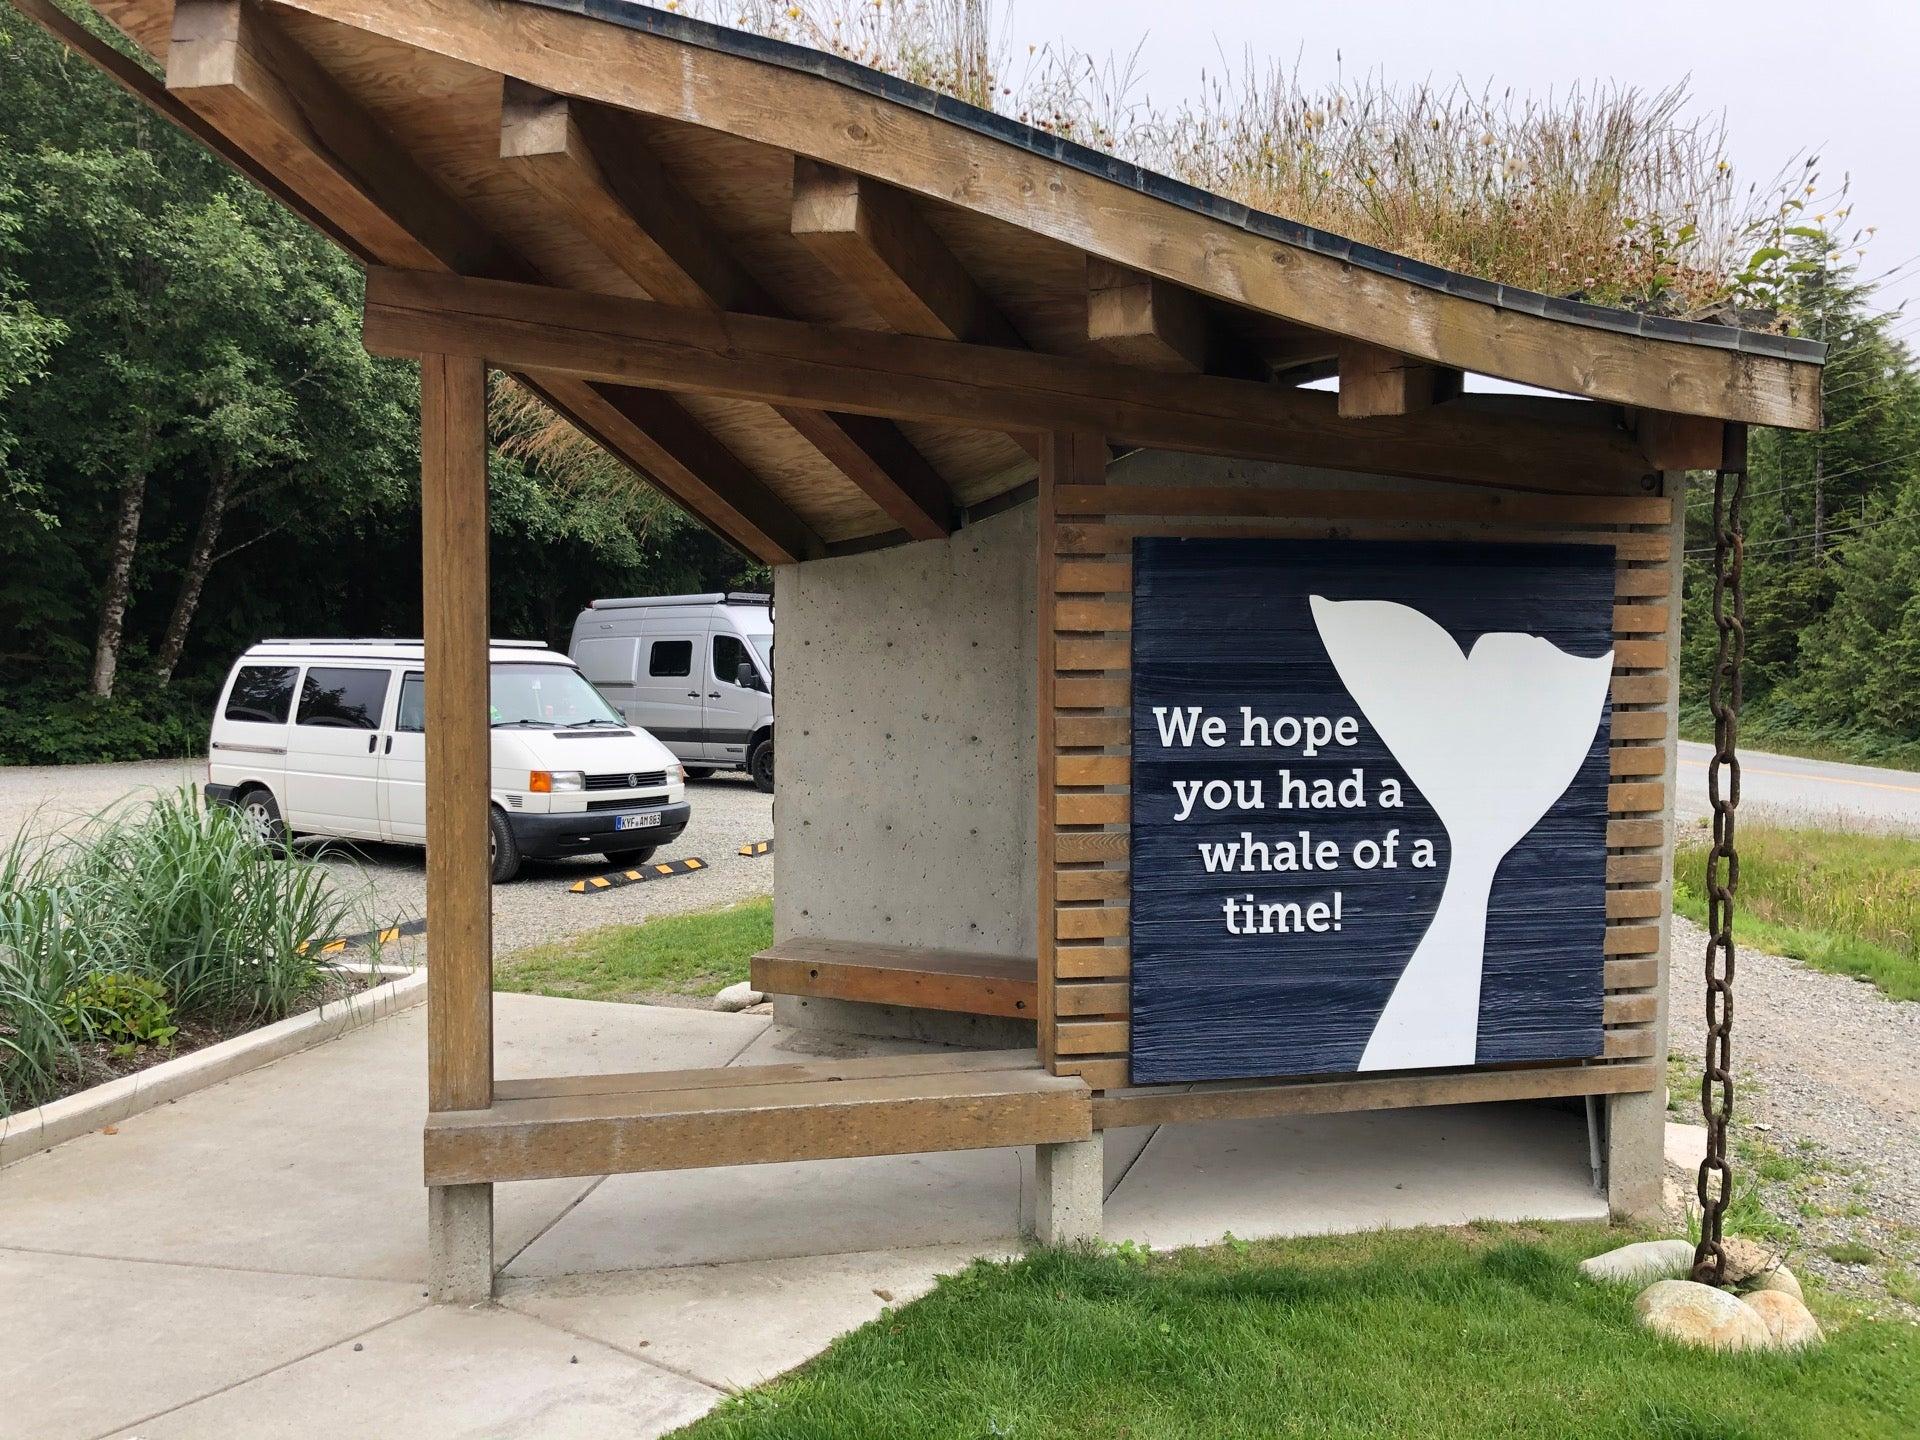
[
  {"xmin": 205, "ymin": 640, "xmax": 689, "ymax": 882},
  {"xmin": 569, "ymin": 593, "xmax": 774, "ymax": 792}
]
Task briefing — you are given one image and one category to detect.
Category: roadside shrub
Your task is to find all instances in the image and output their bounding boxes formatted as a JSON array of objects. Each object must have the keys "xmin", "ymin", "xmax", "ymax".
[
  {"xmin": 0, "ymin": 789, "xmax": 361, "ymax": 1111},
  {"xmin": 58, "ymin": 971, "xmax": 178, "ymax": 1057},
  {"xmin": 0, "ymin": 676, "xmax": 210, "ymax": 765}
]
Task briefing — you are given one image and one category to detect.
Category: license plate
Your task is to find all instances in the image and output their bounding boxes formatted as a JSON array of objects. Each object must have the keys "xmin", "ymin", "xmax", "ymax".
[{"xmin": 614, "ymin": 812, "xmax": 662, "ymax": 832}]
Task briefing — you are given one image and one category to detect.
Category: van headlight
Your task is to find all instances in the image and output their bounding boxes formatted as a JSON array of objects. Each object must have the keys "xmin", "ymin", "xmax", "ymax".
[
  {"xmin": 528, "ymin": 770, "xmax": 584, "ymax": 793},
  {"xmin": 667, "ymin": 762, "xmax": 684, "ymax": 784}
]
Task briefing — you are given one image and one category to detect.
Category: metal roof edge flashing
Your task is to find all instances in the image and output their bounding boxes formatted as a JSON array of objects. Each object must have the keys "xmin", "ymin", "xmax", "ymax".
[{"xmin": 523, "ymin": 0, "xmax": 1826, "ymax": 367}]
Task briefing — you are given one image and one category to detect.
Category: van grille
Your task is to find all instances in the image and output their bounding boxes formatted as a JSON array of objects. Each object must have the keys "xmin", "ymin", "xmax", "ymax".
[{"xmin": 584, "ymin": 771, "xmax": 667, "ymax": 791}]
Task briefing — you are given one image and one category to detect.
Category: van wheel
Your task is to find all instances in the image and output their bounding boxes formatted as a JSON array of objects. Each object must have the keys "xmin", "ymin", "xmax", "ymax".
[
  {"xmin": 683, "ymin": 767, "xmax": 715, "ymax": 780},
  {"xmin": 488, "ymin": 807, "xmax": 523, "ymax": 884},
  {"xmin": 603, "ymin": 846, "xmax": 657, "ymax": 868},
  {"xmin": 748, "ymin": 738, "xmax": 774, "ymax": 794},
  {"xmin": 236, "ymin": 787, "xmax": 288, "ymax": 850}
]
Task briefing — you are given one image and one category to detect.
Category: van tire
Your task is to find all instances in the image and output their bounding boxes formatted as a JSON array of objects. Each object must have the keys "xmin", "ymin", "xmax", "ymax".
[
  {"xmin": 748, "ymin": 737, "xmax": 774, "ymax": 793},
  {"xmin": 236, "ymin": 787, "xmax": 288, "ymax": 850},
  {"xmin": 603, "ymin": 846, "xmax": 657, "ymax": 868},
  {"xmin": 488, "ymin": 806, "xmax": 523, "ymax": 884},
  {"xmin": 683, "ymin": 767, "xmax": 715, "ymax": 780}
]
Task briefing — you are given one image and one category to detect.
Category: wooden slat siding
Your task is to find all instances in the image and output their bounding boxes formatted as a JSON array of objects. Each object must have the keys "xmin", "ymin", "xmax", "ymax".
[
  {"xmin": 1056, "ymin": 981, "xmax": 1130, "ymax": 1016},
  {"xmin": 1611, "ymin": 712, "xmax": 1667, "ymax": 741},
  {"xmin": 1055, "ymin": 677, "xmax": 1129, "ymax": 708},
  {"xmin": 1092, "ymin": 1060, "xmax": 1659, "ymax": 1127},
  {"xmin": 1057, "ymin": 638, "xmax": 1131, "ymax": 671},
  {"xmin": 1614, "ymin": 569, "xmax": 1672, "ymax": 597},
  {"xmin": 1057, "ymin": 1019, "xmax": 1130, "ymax": 1055},
  {"xmin": 1054, "ymin": 522, "xmax": 1673, "ymax": 563},
  {"xmin": 425, "ymin": 1064, "xmax": 1093, "ymax": 1186},
  {"xmin": 1055, "ymin": 830, "xmax": 1129, "ymax": 863},
  {"xmin": 1039, "ymin": 431, "xmax": 1111, "ymax": 1067},
  {"xmin": 495, "ymin": 1049, "xmax": 1044, "ymax": 1100},
  {"xmin": 1057, "ymin": 794, "xmax": 1128, "ymax": 826},
  {"xmin": 420, "ymin": 354, "xmax": 493, "ymax": 1118},
  {"xmin": 1055, "ymin": 942, "xmax": 1130, "ymax": 979},
  {"xmin": 1610, "ymin": 747, "xmax": 1666, "ymax": 777},
  {"xmin": 1055, "ymin": 869, "xmax": 1129, "ymax": 902},
  {"xmin": 1608, "ymin": 854, "xmax": 1665, "ymax": 885},
  {"xmin": 1056, "ymin": 560, "xmax": 1131, "ymax": 592},
  {"xmin": 1606, "ymin": 925, "xmax": 1661, "ymax": 955},
  {"xmin": 1054, "ymin": 485, "xmax": 1670, "ymax": 526}
]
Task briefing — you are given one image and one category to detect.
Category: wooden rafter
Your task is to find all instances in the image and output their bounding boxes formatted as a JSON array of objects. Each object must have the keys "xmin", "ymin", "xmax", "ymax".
[
  {"xmin": 266, "ymin": 0, "xmax": 1820, "ymax": 428},
  {"xmin": 501, "ymin": 82, "xmax": 954, "ymax": 541},
  {"xmin": 1083, "ymin": 258, "xmax": 1209, "ymax": 374},
  {"xmin": 1337, "ymin": 341, "xmax": 1461, "ymax": 419},
  {"xmin": 362, "ymin": 269, "xmax": 1664, "ymax": 495},
  {"xmin": 160, "ymin": 0, "xmax": 815, "ymax": 565},
  {"xmin": 790, "ymin": 157, "xmax": 1023, "ymax": 349},
  {"xmin": 1635, "ymin": 411, "xmax": 1725, "ymax": 471}
]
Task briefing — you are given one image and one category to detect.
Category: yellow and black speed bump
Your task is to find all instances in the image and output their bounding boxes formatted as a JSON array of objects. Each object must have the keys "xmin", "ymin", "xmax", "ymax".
[
  {"xmin": 738, "ymin": 839, "xmax": 773, "ymax": 857},
  {"xmin": 299, "ymin": 916, "xmax": 427, "ymax": 957},
  {"xmin": 570, "ymin": 856, "xmax": 707, "ymax": 894}
]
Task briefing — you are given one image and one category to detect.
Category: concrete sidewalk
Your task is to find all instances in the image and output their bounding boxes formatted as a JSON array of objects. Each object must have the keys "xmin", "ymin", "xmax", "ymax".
[{"xmin": 0, "ymin": 996, "xmax": 1604, "ymax": 1440}]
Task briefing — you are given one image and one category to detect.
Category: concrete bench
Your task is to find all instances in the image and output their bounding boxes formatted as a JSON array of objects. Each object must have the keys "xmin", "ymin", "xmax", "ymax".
[{"xmin": 423, "ymin": 1048, "xmax": 1098, "ymax": 1243}]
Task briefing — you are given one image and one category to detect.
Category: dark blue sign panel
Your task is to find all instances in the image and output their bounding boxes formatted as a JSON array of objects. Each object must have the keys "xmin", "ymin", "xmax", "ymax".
[{"xmin": 1128, "ymin": 538, "xmax": 1615, "ymax": 1085}]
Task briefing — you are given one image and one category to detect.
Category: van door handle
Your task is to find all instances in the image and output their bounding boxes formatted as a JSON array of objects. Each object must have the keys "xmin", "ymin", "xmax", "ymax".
[
  {"xmin": 367, "ymin": 734, "xmax": 378, "ymax": 754},
  {"xmin": 384, "ymin": 735, "xmax": 394, "ymax": 755},
  {"xmin": 706, "ymin": 691, "xmax": 721, "ymax": 699},
  {"xmin": 686, "ymin": 691, "xmax": 700, "ymax": 698}
]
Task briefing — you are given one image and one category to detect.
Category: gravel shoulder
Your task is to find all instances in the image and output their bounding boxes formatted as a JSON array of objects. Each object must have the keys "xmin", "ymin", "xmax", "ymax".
[{"xmin": 1667, "ymin": 914, "xmax": 1920, "ymax": 1315}]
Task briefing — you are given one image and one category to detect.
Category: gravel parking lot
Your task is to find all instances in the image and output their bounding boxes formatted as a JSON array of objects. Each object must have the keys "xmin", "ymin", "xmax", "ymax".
[{"xmin": 0, "ymin": 758, "xmax": 774, "ymax": 960}]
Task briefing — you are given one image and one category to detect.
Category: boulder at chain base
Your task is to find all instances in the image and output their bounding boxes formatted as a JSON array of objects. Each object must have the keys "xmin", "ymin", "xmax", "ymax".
[
  {"xmin": 1635, "ymin": 1280, "xmax": 1770, "ymax": 1351},
  {"xmin": 712, "ymin": 981, "xmax": 765, "ymax": 1013},
  {"xmin": 1744, "ymin": 1289, "xmax": 1822, "ymax": 1350},
  {"xmin": 1579, "ymin": 1239, "xmax": 1696, "ymax": 1286},
  {"xmin": 1717, "ymin": 1236, "xmax": 1786, "ymax": 1285},
  {"xmin": 1743, "ymin": 1264, "xmax": 1804, "ymax": 1302}
]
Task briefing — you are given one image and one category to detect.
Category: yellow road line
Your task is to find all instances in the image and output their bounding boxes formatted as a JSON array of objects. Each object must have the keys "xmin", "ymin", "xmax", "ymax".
[{"xmin": 1678, "ymin": 756, "xmax": 1920, "ymax": 797}]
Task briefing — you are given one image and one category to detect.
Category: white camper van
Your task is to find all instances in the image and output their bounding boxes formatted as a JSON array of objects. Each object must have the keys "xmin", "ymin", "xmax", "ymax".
[
  {"xmin": 205, "ymin": 640, "xmax": 689, "ymax": 882},
  {"xmin": 569, "ymin": 594, "xmax": 774, "ymax": 792}
]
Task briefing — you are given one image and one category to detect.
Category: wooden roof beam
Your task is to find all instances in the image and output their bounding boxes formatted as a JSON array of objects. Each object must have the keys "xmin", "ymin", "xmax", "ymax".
[
  {"xmin": 790, "ymin": 158, "xmax": 1023, "ymax": 348},
  {"xmin": 287, "ymin": 0, "xmax": 1817, "ymax": 428},
  {"xmin": 1337, "ymin": 342, "xmax": 1462, "ymax": 419},
  {"xmin": 1635, "ymin": 411, "xmax": 1726, "ymax": 471},
  {"xmin": 501, "ymin": 83, "xmax": 952, "ymax": 541},
  {"xmin": 163, "ymin": 2, "xmax": 811, "ymax": 567},
  {"xmin": 362, "ymin": 269, "xmax": 1660, "ymax": 496}
]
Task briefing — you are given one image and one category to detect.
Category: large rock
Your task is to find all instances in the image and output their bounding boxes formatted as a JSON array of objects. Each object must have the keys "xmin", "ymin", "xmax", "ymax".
[
  {"xmin": 1718, "ymin": 1237, "xmax": 1785, "ymax": 1285},
  {"xmin": 1744, "ymin": 1289, "xmax": 1822, "ymax": 1349},
  {"xmin": 1635, "ymin": 1280, "xmax": 1769, "ymax": 1351},
  {"xmin": 712, "ymin": 981, "xmax": 765, "ymax": 1013},
  {"xmin": 1743, "ymin": 1264, "xmax": 1804, "ymax": 1302},
  {"xmin": 1580, "ymin": 1239, "xmax": 1696, "ymax": 1286}
]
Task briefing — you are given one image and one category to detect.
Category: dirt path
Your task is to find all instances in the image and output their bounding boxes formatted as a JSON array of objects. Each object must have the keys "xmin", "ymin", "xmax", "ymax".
[{"xmin": 1668, "ymin": 914, "xmax": 1920, "ymax": 1313}]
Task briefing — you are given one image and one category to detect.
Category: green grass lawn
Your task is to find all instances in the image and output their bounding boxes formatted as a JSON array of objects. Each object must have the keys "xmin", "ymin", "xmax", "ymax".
[
  {"xmin": 673, "ymin": 1224, "xmax": 1920, "ymax": 1440},
  {"xmin": 1673, "ymin": 821, "xmax": 1920, "ymax": 1001},
  {"xmin": 494, "ymin": 896, "xmax": 769, "ymax": 1003}
]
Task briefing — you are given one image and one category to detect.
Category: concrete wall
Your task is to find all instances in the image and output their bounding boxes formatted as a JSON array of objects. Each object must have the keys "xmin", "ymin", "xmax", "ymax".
[{"xmin": 774, "ymin": 501, "xmax": 1036, "ymax": 958}]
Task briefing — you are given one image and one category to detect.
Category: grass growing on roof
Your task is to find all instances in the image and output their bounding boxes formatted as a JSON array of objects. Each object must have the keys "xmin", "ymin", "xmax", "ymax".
[
  {"xmin": 673, "ymin": 1223, "xmax": 1920, "ymax": 1440},
  {"xmin": 1672, "ymin": 820, "xmax": 1920, "ymax": 1001},
  {"xmin": 494, "ymin": 897, "xmax": 770, "ymax": 1003}
]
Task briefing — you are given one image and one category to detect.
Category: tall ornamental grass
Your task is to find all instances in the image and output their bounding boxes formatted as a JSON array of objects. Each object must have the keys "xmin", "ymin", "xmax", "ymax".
[
  {"xmin": 672, "ymin": 0, "xmax": 1861, "ymax": 327},
  {"xmin": 0, "ymin": 789, "xmax": 361, "ymax": 1112}
]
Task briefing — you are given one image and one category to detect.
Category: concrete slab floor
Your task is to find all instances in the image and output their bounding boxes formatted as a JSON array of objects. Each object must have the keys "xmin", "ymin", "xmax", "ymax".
[
  {"xmin": 1, "ymin": 993, "xmax": 1610, "ymax": 1438},
  {"xmin": 1104, "ymin": 1102, "xmax": 1607, "ymax": 1251}
]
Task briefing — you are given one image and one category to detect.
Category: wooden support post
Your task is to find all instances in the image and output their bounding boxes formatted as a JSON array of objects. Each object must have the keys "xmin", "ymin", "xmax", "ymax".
[{"xmin": 420, "ymin": 353, "xmax": 495, "ymax": 1301}]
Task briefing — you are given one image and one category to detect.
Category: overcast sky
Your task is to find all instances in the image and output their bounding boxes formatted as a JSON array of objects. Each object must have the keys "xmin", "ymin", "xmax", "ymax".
[{"xmin": 1002, "ymin": 0, "xmax": 1920, "ymax": 326}]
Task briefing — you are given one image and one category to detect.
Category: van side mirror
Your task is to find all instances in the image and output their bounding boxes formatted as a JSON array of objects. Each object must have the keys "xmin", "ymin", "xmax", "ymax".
[{"xmin": 735, "ymin": 661, "xmax": 764, "ymax": 692}]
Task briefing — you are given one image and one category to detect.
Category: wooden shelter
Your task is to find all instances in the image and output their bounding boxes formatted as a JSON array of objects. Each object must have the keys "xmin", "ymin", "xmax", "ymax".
[{"xmin": 23, "ymin": 0, "xmax": 1823, "ymax": 1301}]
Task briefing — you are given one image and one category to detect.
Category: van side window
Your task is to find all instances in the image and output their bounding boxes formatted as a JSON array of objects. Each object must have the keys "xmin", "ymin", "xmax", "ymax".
[
  {"xmin": 296, "ymin": 666, "xmax": 391, "ymax": 731},
  {"xmin": 395, "ymin": 673, "xmax": 426, "ymax": 733},
  {"xmin": 223, "ymin": 665, "xmax": 299, "ymax": 724},
  {"xmin": 713, "ymin": 633, "xmax": 755, "ymax": 688},
  {"xmin": 648, "ymin": 640, "xmax": 692, "ymax": 678}
]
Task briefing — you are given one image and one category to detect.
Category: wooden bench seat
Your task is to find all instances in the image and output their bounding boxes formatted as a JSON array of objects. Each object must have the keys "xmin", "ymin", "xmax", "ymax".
[
  {"xmin": 424, "ymin": 1049, "xmax": 1089, "ymax": 1186},
  {"xmin": 751, "ymin": 937, "xmax": 1038, "ymax": 1018}
]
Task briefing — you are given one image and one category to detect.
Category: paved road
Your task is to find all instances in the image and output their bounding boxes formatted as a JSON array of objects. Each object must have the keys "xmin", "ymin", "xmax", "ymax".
[
  {"xmin": 1675, "ymin": 741, "xmax": 1920, "ymax": 834},
  {"xmin": 0, "ymin": 757, "xmax": 774, "ymax": 958}
]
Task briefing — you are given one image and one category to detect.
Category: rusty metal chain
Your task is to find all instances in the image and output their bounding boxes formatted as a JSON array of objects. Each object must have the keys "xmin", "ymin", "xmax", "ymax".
[{"xmin": 1693, "ymin": 427, "xmax": 1747, "ymax": 1286}]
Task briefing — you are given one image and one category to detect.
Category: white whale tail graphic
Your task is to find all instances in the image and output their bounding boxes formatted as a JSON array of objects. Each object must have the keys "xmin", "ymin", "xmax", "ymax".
[{"xmin": 1308, "ymin": 596, "xmax": 1613, "ymax": 1071}]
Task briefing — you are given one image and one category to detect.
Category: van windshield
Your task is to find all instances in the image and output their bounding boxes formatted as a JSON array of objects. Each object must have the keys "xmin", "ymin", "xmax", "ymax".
[{"xmin": 490, "ymin": 663, "xmax": 624, "ymax": 729}]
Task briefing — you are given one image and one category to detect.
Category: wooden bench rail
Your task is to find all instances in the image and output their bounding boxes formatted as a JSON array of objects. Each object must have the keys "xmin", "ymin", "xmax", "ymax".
[
  {"xmin": 751, "ymin": 937, "xmax": 1039, "ymax": 1019},
  {"xmin": 424, "ymin": 1050, "xmax": 1089, "ymax": 1186}
]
